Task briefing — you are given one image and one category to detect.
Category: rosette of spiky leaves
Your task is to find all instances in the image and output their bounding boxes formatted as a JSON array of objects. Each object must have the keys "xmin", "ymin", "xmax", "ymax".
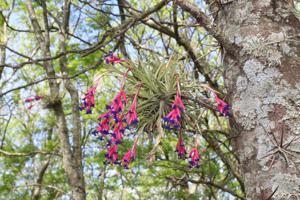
[{"xmin": 114, "ymin": 57, "xmax": 195, "ymax": 132}]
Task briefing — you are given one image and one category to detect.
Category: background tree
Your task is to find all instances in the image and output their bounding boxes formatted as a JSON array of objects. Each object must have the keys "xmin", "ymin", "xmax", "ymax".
[{"xmin": 0, "ymin": 0, "xmax": 299, "ymax": 199}]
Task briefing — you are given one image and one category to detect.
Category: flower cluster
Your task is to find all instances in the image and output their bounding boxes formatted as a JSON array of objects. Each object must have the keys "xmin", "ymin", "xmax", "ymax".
[
  {"xmin": 161, "ymin": 78, "xmax": 202, "ymax": 168},
  {"xmin": 79, "ymin": 58, "xmax": 140, "ymax": 169},
  {"xmin": 79, "ymin": 56, "xmax": 217, "ymax": 170},
  {"xmin": 90, "ymin": 81, "xmax": 141, "ymax": 168},
  {"xmin": 94, "ymin": 88, "xmax": 127, "ymax": 142},
  {"xmin": 174, "ymin": 129, "xmax": 201, "ymax": 168},
  {"xmin": 107, "ymin": 89, "xmax": 127, "ymax": 115},
  {"xmin": 25, "ymin": 95, "xmax": 44, "ymax": 109},
  {"xmin": 79, "ymin": 85, "xmax": 96, "ymax": 114},
  {"xmin": 163, "ymin": 91, "xmax": 185, "ymax": 130},
  {"xmin": 104, "ymin": 51, "xmax": 125, "ymax": 65}
]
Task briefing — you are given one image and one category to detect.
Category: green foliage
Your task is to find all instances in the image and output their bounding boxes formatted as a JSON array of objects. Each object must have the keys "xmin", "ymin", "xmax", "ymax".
[
  {"xmin": 0, "ymin": 0, "xmax": 9, "ymax": 10},
  {"xmin": 0, "ymin": 0, "xmax": 244, "ymax": 199}
]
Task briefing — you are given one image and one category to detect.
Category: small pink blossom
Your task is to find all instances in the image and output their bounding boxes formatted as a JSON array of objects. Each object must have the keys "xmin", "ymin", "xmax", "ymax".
[
  {"xmin": 188, "ymin": 147, "xmax": 200, "ymax": 168},
  {"xmin": 25, "ymin": 95, "xmax": 44, "ymax": 103},
  {"xmin": 110, "ymin": 120, "xmax": 125, "ymax": 144},
  {"xmin": 126, "ymin": 97, "xmax": 138, "ymax": 126},
  {"xmin": 104, "ymin": 51, "xmax": 125, "ymax": 65},
  {"xmin": 80, "ymin": 86, "xmax": 96, "ymax": 114},
  {"xmin": 175, "ymin": 129, "xmax": 186, "ymax": 159},
  {"xmin": 173, "ymin": 91, "xmax": 185, "ymax": 111},
  {"xmin": 163, "ymin": 91, "xmax": 184, "ymax": 130},
  {"xmin": 25, "ymin": 95, "xmax": 44, "ymax": 109},
  {"xmin": 107, "ymin": 89, "xmax": 127, "ymax": 115},
  {"xmin": 126, "ymin": 85, "xmax": 142, "ymax": 126},
  {"xmin": 212, "ymin": 92, "xmax": 230, "ymax": 116},
  {"xmin": 121, "ymin": 139, "xmax": 138, "ymax": 169},
  {"xmin": 104, "ymin": 144, "xmax": 119, "ymax": 165},
  {"xmin": 96, "ymin": 118, "xmax": 110, "ymax": 136}
]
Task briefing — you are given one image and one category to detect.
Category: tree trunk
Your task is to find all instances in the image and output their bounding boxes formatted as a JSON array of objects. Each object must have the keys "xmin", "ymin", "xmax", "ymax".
[
  {"xmin": 215, "ymin": 0, "xmax": 300, "ymax": 199},
  {"xmin": 26, "ymin": 1, "xmax": 86, "ymax": 199}
]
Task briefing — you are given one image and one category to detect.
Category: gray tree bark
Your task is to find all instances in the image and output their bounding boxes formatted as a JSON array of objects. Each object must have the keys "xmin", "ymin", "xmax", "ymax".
[
  {"xmin": 177, "ymin": 0, "xmax": 300, "ymax": 199},
  {"xmin": 219, "ymin": 1, "xmax": 300, "ymax": 199}
]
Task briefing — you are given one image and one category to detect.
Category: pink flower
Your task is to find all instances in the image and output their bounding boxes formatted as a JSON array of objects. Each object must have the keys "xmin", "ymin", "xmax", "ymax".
[
  {"xmin": 126, "ymin": 97, "xmax": 138, "ymax": 126},
  {"xmin": 173, "ymin": 91, "xmax": 185, "ymax": 111},
  {"xmin": 175, "ymin": 129, "xmax": 186, "ymax": 159},
  {"xmin": 126, "ymin": 86, "xmax": 141, "ymax": 126},
  {"xmin": 212, "ymin": 92, "xmax": 230, "ymax": 116},
  {"xmin": 163, "ymin": 91, "xmax": 184, "ymax": 130},
  {"xmin": 163, "ymin": 107, "xmax": 181, "ymax": 129},
  {"xmin": 188, "ymin": 147, "xmax": 200, "ymax": 168},
  {"xmin": 80, "ymin": 85, "xmax": 96, "ymax": 114},
  {"xmin": 104, "ymin": 144, "xmax": 119, "ymax": 165},
  {"xmin": 97, "ymin": 112, "xmax": 111, "ymax": 120},
  {"xmin": 25, "ymin": 95, "xmax": 44, "ymax": 103},
  {"xmin": 110, "ymin": 120, "xmax": 125, "ymax": 144},
  {"xmin": 25, "ymin": 97, "xmax": 35, "ymax": 103},
  {"xmin": 122, "ymin": 140, "xmax": 138, "ymax": 169},
  {"xmin": 162, "ymin": 77, "xmax": 185, "ymax": 129},
  {"xmin": 96, "ymin": 118, "xmax": 110, "ymax": 136},
  {"xmin": 104, "ymin": 51, "xmax": 125, "ymax": 65},
  {"xmin": 25, "ymin": 95, "xmax": 44, "ymax": 109},
  {"xmin": 107, "ymin": 89, "xmax": 127, "ymax": 115}
]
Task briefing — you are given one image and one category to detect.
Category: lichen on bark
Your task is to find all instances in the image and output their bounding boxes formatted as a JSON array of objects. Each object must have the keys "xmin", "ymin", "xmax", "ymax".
[{"xmin": 212, "ymin": 0, "xmax": 300, "ymax": 198}]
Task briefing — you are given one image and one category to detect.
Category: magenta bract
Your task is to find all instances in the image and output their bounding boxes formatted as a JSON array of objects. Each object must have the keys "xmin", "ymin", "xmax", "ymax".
[{"xmin": 188, "ymin": 147, "xmax": 200, "ymax": 168}]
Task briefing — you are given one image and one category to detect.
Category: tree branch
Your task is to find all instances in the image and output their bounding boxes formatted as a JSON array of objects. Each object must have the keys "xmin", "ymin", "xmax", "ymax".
[
  {"xmin": 0, "ymin": 149, "xmax": 60, "ymax": 157},
  {"xmin": 0, "ymin": 59, "xmax": 103, "ymax": 97},
  {"xmin": 189, "ymin": 178, "xmax": 244, "ymax": 199},
  {"xmin": 175, "ymin": 0, "xmax": 238, "ymax": 55}
]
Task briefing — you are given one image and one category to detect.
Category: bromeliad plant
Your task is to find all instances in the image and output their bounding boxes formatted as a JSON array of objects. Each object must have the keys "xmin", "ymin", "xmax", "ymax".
[
  {"xmin": 80, "ymin": 54, "xmax": 230, "ymax": 169},
  {"xmin": 113, "ymin": 57, "xmax": 204, "ymax": 168}
]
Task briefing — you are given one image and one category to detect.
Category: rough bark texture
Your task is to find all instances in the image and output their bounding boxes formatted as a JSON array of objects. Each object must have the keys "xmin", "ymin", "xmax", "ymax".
[
  {"xmin": 214, "ymin": 0, "xmax": 300, "ymax": 199},
  {"xmin": 32, "ymin": 158, "xmax": 50, "ymax": 200}
]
